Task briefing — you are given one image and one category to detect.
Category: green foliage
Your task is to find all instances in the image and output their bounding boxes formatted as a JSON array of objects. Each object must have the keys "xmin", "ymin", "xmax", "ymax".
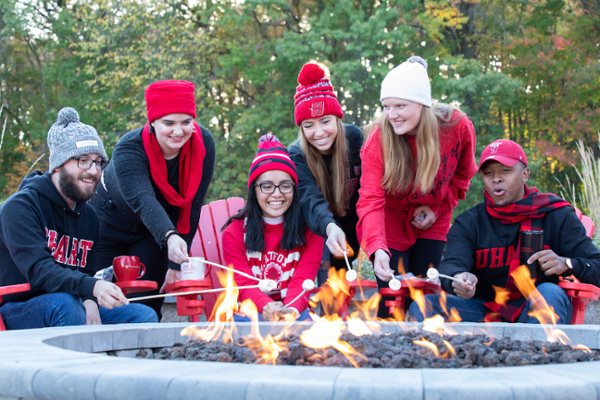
[{"xmin": 1, "ymin": 0, "xmax": 599, "ymax": 215}]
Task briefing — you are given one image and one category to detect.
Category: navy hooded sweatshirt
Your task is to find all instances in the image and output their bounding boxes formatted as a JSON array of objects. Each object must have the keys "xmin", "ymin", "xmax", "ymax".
[{"xmin": 0, "ymin": 171, "xmax": 99, "ymax": 304}]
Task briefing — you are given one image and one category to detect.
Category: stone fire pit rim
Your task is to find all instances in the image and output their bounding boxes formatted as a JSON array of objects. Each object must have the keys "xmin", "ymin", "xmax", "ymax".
[{"xmin": 1, "ymin": 322, "xmax": 600, "ymax": 400}]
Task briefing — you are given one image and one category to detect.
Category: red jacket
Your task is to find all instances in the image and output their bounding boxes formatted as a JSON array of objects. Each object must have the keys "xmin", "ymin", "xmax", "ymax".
[
  {"xmin": 357, "ymin": 111, "xmax": 477, "ymax": 256},
  {"xmin": 222, "ymin": 218, "xmax": 323, "ymax": 314}
]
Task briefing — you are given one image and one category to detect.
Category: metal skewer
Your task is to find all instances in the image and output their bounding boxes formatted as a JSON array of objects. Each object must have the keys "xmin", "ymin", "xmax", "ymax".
[
  {"xmin": 279, "ymin": 280, "xmax": 315, "ymax": 312},
  {"xmin": 128, "ymin": 283, "xmax": 269, "ymax": 302},
  {"xmin": 188, "ymin": 257, "xmax": 261, "ymax": 282}
]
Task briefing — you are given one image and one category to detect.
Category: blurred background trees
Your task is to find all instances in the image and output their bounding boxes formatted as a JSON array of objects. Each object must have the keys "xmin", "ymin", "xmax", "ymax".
[{"xmin": 1, "ymin": 0, "xmax": 599, "ymax": 219}]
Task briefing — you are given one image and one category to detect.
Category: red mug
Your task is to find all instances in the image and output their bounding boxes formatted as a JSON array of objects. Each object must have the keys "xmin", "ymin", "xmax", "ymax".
[{"xmin": 113, "ymin": 256, "xmax": 146, "ymax": 282}]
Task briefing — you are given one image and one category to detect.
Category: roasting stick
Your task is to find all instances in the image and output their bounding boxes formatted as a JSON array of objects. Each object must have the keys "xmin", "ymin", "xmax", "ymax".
[
  {"xmin": 127, "ymin": 283, "xmax": 276, "ymax": 302},
  {"xmin": 279, "ymin": 280, "xmax": 316, "ymax": 312},
  {"xmin": 188, "ymin": 257, "xmax": 261, "ymax": 283},
  {"xmin": 344, "ymin": 252, "xmax": 358, "ymax": 282},
  {"xmin": 427, "ymin": 268, "xmax": 465, "ymax": 284}
]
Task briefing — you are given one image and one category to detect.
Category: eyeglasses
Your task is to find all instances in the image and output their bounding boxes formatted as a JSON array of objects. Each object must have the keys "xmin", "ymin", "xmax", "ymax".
[
  {"xmin": 255, "ymin": 182, "xmax": 295, "ymax": 194},
  {"xmin": 71, "ymin": 156, "xmax": 108, "ymax": 171}
]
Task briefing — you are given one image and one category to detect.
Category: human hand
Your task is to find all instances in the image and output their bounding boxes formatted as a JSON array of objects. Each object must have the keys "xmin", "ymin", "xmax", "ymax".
[
  {"xmin": 262, "ymin": 301, "xmax": 284, "ymax": 321},
  {"xmin": 159, "ymin": 268, "xmax": 182, "ymax": 294},
  {"xmin": 83, "ymin": 299, "xmax": 102, "ymax": 325},
  {"xmin": 411, "ymin": 205, "xmax": 436, "ymax": 230},
  {"xmin": 167, "ymin": 233, "xmax": 189, "ymax": 265},
  {"xmin": 452, "ymin": 272, "xmax": 478, "ymax": 299},
  {"xmin": 528, "ymin": 250, "xmax": 570, "ymax": 276},
  {"xmin": 373, "ymin": 249, "xmax": 393, "ymax": 281},
  {"xmin": 93, "ymin": 280, "xmax": 129, "ymax": 309},
  {"xmin": 325, "ymin": 223, "xmax": 347, "ymax": 258},
  {"xmin": 279, "ymin": 306, "xmax": 299, "ymax": 319},
  {"xmin": 320, "ymin": 260, "xmax": 331, "ymax": 272}
]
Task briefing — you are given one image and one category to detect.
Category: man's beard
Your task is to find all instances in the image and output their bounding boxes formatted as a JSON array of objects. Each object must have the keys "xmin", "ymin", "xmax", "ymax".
[{"xmin": 58, "ymin": 168, "xmax": 98, "ymax": 204}]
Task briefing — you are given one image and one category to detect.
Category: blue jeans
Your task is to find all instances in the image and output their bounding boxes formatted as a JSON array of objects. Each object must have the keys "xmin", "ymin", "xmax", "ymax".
[
  {"xmin": 233, "ymin": 308, "xmax": 311, "ymax": 322},
  {"xmin": 407, "ymin": 282, "xmax": 573, "ymax": 324},
  {"xmin": 0, "ymin": 292, "xmax": 158, "ymax": 330}
]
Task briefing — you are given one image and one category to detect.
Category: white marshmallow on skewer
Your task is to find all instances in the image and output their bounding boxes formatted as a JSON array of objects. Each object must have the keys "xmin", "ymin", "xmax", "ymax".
[
  {"xmin": 258, "ymin": 279, "xmax": 277, "ymax": 293},
  {"xmin": 280, "ymin": 279, "xmax": 315, "ymax": 312},
  {"xmin": 427, "ymin": 268, "xmax": 463, "ymax": 284},
  {"xmin": 345, "ymin": 269, "xmax": 358, "ymax": 282},
  {"xmin": 388, "ymin": 271, "xmax": 401, "ymax": 290},
  {"xmin": 343, "ymin": 250, "xmax": 358, "ymax": 282}
]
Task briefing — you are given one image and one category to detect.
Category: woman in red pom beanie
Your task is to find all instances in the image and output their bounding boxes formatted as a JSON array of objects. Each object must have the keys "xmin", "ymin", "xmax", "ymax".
[
  {"xmin": 222, "ymin": 134, "xmax": 322, "ymax": 321},
  {"xmin": 289, "ymin": 62, "xmax": 363, "ymax": 284},
  {"xmin": 91, "ymin": 80, "xmax": 215, "ymax": 318},
  {"xmin": 356, "ymin": 56, "xmax": 478, "ymax": 318}
]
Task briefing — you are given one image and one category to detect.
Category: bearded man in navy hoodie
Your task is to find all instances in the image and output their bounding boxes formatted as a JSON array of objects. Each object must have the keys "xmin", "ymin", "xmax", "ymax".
[
  {"xmin": 0, "ymin": 107, "xmax": 157, "ymax": 329},
  {"xmin": 408, "ymin": 139, "xmax": 600, "ymax": 324}
]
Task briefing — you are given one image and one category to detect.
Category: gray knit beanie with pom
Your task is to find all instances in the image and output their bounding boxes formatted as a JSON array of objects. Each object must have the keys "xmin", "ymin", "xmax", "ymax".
[{"xmin": 47, "ymin": 107, "xmax": 108, "ymax": 172}]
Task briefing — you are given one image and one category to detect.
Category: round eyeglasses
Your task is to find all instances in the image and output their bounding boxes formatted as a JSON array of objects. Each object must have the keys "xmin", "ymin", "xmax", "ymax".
[
  {"xmin": 71, "ymin": 156, "xmax": 108, "ymax": 171},
  {"xmin": 255, "ymin": 182, "xmax": 295, "ymax": 194}
]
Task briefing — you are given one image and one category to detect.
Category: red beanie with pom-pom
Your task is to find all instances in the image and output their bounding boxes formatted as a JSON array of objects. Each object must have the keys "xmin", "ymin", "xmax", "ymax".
[
  {"xmin": 293, "ymin": 63, "xmax": 344, "ymax": 126},
  {"xmin": 248, "ymin": 134, "xmax": 298, "ymax": 188}
]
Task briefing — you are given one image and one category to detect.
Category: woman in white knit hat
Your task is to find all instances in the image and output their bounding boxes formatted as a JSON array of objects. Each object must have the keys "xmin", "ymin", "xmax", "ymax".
[{"xmin": 356, "ymin": 56, "xmax": 478, "ymax": 318}]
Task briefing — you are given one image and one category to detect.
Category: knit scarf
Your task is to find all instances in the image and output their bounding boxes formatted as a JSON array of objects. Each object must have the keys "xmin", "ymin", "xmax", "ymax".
[
  {"xmin": 142, "ymin": 122, "xmax": 205, "ymax": 234},
  {"xmin": 483, "ymin": 185, "xmax": 571, "ymax": 322}
]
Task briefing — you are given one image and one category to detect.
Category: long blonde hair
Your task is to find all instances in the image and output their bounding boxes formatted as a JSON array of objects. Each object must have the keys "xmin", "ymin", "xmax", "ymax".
[
  {"xmin": 299, "ymin": 117, "xmax": 349, "ymax": 216},
  {"xmin": 370, "ymin": 102, "xmax": 462, "ymax": 195}
]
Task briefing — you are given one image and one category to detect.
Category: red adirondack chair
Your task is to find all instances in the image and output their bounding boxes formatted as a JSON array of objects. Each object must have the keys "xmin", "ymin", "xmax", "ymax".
[
  {"xmin": 558, "ymin": 208, "xmax": 599, "ymax": 324},
  {"xmin": 0, "ymin": 283, "xmax": 30, "ymax": 331},
  {"xmin": 188, "ymin": 197, "xmax": 245, "ymax": 321}
]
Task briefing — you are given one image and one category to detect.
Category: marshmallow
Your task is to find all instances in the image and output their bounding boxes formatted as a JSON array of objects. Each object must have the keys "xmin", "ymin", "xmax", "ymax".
[
  {"xmin": 427, "ymin": 268, "xmax": 439, "ymax": 280},
  {"xmin": 258, "ymin": 279, "xmax": 277, "ymax": 293},
  {"xmin": 389, "ymin": 278, "xmax": 401, "ymax": 291},
  {"xmin": 345, "ymin": 269, "xmax": 358, "ymax": 282},
  {"xmin": 302, "ymin": 279, "xmax": 315, "ymax": 292}
]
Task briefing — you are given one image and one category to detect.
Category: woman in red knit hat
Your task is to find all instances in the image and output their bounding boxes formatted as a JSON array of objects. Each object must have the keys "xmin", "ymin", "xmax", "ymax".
[
  {"xmin": 288, "ymin": 63, "xmax": 363, "ymax": 284},
  {"xmin": 91, "ymin": 80, "xmax": 215, "ymax": 319},
  {"xmin": 222, "ymin": 134, "xmax": 322, "ymax": 321},
  {"xmin": 357, "ymin": 56, "xmax": 478, "ymax": 318}
]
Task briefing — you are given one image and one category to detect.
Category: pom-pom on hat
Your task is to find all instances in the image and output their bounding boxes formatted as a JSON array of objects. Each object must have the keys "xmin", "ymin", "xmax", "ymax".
[
  {"xmin": 145, "ymin": 80, "xmax": 197, "ymax": 122},
  {"xmin": 47, "ymin": 107, "xmax": 108, "ymax": 172},
  {"xmin": 380, "ymin": 56, "xmax": 432, "ymax": 107},
  {"xmin": 294, "ymin": 63, "xmax": 344, "ymax": 126},
  {"xmin": 479, "ymin": 139, "xmax": 528, "ymax": 170},
  {"xmin": 248, "ymin": 134, "xmax": 298, "ymax": 188}
]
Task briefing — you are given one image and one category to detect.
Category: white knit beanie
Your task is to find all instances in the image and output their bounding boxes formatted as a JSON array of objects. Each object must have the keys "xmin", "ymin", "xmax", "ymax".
[{"xmin": 380, "ymin": 56, "xmax": 432, "ymax": 107}]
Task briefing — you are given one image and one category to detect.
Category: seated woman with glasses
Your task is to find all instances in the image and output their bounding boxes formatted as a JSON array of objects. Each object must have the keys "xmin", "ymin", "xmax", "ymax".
[
  {"xmin": 90, "ymin": 80, "xmax": 215, "ymax": 319},
  {"xmin": 221, "ymin": 134, "xmax": 323, "ymax": 321}
]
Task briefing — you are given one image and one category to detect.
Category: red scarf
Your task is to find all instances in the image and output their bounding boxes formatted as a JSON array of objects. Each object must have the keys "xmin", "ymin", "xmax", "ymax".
[
  {"xmin": 142, "ymin": 121, "xmax": 205, "ymax": 234},
  {"xmin": 483, "ymin": 185, "xmax": 571, "ymax": 321}
]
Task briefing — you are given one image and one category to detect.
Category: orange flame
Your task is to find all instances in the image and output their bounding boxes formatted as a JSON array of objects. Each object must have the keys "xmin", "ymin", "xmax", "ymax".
[
  {"xmin": 181, "ymin": 268, "xmax": 239, "ymax": 342},
  {"xmin": 300, "ymin": 314, "xmax": 367, "ymax": 368},
  {"xmin": 492, "ymin": 285, "xmax": 511, "ymax": 305}
]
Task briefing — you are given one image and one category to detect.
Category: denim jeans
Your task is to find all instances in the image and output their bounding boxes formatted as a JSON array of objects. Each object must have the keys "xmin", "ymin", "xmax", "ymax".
[
  {"xmin": 407, "ymin": 282, "xmax": 573, "ymax": 324},
  {"xmin": 0, "ymin": 292, "xmax": 158, "ymax": 330}
]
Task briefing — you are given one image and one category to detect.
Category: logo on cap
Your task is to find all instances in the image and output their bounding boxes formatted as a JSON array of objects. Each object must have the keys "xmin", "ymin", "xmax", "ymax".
[
  {"xmin": 310, "ymin": 102, "xmax": 325, "ymax": 118},
  {"xmin": 490, "ymin": 141, "xmax": 502, "ymax": 154}
]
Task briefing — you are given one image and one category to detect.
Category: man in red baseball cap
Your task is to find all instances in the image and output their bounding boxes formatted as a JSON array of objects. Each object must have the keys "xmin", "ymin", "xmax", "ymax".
[{"xmin": 408, "ymin": 139, "xmax": 600, "ymax": 324}]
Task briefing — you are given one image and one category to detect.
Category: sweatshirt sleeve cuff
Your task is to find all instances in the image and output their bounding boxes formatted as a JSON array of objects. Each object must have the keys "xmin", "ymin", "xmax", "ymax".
[
  {"xmin": 81, "ymin": 276, "xmax": 98, "ymax": 301},
  {"xmin": 319, "ymin": 218, "xmax": 338, "ymax": 239}
]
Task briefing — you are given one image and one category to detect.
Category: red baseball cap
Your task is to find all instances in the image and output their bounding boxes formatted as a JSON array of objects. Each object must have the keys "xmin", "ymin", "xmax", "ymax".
[{"xmin": 479, "ymin": 139, "xmax": 528, "ymax": 170}]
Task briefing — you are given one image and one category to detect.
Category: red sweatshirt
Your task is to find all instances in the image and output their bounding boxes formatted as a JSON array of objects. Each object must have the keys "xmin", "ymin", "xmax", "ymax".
[
  {"xmin": 357, "ymin": 111, "xmax": 478, "ymax": 256},
  {"xmin": 222, "ymin": 218, "xmax": 323, "ymax": 314}
]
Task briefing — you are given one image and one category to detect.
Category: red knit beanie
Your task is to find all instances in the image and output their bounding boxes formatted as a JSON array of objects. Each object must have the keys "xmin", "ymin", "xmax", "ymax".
[
  {"xmin": 145, "ymin": 80, "xmax": 197, "ymax": 122},
  {"xmin": 293, "ymin": 63, "xmax": 344, "ymax": 126},
  {"xmin": 248, "ymin": 134, "xmax": 298, "ymax": 188}
]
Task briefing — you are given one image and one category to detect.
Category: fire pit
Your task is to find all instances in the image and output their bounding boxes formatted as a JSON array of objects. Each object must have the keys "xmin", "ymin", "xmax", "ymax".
[{"xmin": 2, "ymin": 321, "xmax": 600, "ymax": 400}]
